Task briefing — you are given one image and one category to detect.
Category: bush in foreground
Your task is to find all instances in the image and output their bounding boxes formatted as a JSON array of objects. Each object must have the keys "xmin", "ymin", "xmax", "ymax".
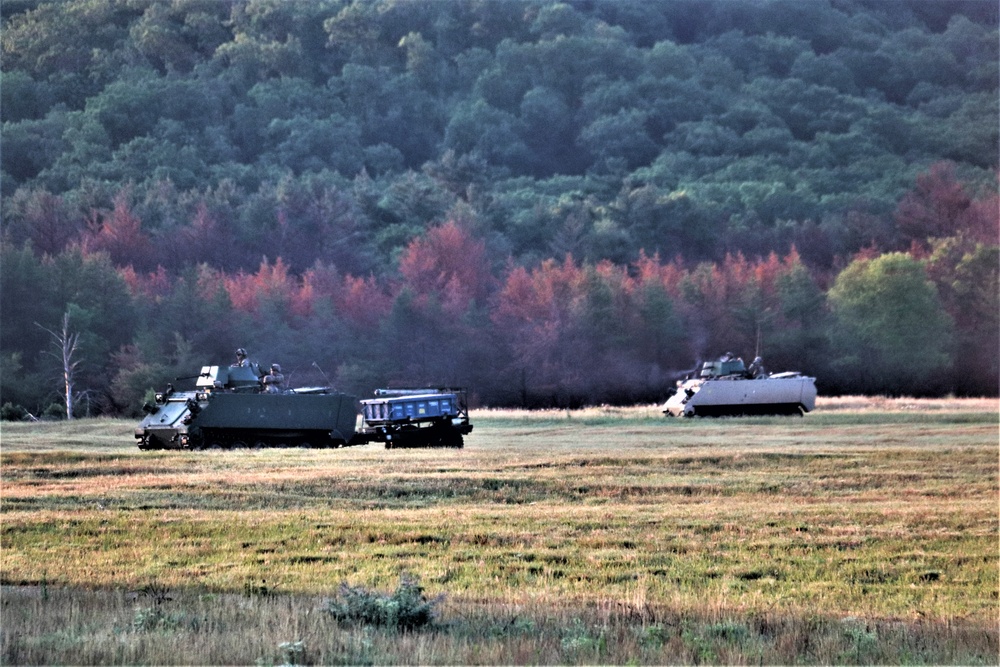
[{"xmin": 324, "ymin": 574, "xmax": 441, "ymax": 631}]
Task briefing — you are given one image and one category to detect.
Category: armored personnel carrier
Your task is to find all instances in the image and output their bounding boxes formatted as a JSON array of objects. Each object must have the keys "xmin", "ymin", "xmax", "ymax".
[
  {"xmin": 663, "ymin": 354, "xmax": 816, "ymax": 417},
  {"xmin": 135, "ymin": 364, "xmax": 359, "ymax": 449},
  {"xmin": 135, "ymin": 362, "xmax": 472, "ymax": 450}
]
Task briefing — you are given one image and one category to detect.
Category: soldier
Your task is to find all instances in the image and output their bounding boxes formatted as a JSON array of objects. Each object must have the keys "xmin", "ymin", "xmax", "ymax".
[
  {"xmin": 233, "ymin": 348, "xmax": 249, "ymax": 367},
  {"xmin": 747, "ymin": 356, "xmax": 766, "ymax": 379},
  {"xmin": 263, "ymin": 363, "xmax": 285, "ymax": 393}
]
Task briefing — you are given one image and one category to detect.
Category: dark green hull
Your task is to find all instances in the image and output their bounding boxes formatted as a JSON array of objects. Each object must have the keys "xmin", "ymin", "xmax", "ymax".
[{"xmin": 137, "ymin": 391, "xmax": 360, "ymax": 449}]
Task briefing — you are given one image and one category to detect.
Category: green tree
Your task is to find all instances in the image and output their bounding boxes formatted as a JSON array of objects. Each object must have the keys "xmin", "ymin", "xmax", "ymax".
[
  {"xmin": 1, "ymin": 113, "xmax": 68, "ymax": 184},
  {"xmin": 770, "ymin": 253, "xmax": 827, "ymax": 374},
  {"xmin": 444, "ymin": 99, "xmax": 530, "ymax": 171},
  {"xmin": 0, "ymin": 245, "xmax": 60, "ymax": 412},
  {"xmin": 0, "ymin": 70, "xmax": 49, "ymax": 123},
  {"xmin": 925, "ymin": 239, "xmax": 999, "ymax": 395},
  {"xmin": 578, "ymin": 109, "xmax": 659, "ymax": 172},
  {"xmin": 827, "ymin": 252, "xmax": 953, "ymax": 395}
]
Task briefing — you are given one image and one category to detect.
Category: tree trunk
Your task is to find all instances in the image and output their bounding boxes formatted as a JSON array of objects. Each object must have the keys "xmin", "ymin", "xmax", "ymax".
[{"xmin": 37, "ymin": 312, "xmax": 80, "ymax": 420}]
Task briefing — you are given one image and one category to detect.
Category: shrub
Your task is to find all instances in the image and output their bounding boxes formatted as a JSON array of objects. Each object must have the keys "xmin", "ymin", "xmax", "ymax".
[
  {"xmin": 41, "ymin": 402, "xmax": 66, "ymax": 420},
  {"xmin": 561, "ymin": 618, "xmax": 608, "ymax": 655},
  {"xmin": 1, "ymin": 402, "xmax": 28, "ymax": 420},
  {"xmin": 132, "ymin": 607, "xmax": 182, "ymax": 632},
  {"xmin": 324, "ymin": 574, "xmax": 441, "ymax": 631}
]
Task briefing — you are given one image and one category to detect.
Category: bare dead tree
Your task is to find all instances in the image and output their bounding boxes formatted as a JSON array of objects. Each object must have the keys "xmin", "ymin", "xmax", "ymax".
[{"xmin": 36, "ymin": 312, "xmax": 81, "ymax": 420}]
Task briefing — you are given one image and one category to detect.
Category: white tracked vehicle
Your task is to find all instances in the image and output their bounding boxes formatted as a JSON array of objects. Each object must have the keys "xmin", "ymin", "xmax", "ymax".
[{"xmin": 663, "ymin": 354, "xmax": 816, "ymax": 417}]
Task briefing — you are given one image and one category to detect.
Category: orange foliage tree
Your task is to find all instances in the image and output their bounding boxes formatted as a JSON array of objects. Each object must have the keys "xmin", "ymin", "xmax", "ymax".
[
  {"xmin": 397, "ymin": 220, "xmax": 495, "ymax": 316},
  {"xmin": 81, "ymin": 190, "xmax": 157, "ymax": 271},
  {"xmin": 223, "ymin": 257, "xmax": 297, "ymax": 316},
  {"xmin": 895, "ymin": 162, "xmax": 999, "ymax": 248},
  {"xmin": 492, "ymin": 255, "xmax": 588, "ymax": 404}
]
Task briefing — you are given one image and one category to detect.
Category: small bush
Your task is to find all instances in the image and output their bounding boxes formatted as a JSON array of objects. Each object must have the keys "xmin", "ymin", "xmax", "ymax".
[
  {"xmin": 1, "ymin": 402, "xmax": 28, "ymax": 421},
  {"xmin": 132, "ymin": 606, "xmax": 182, "ymax": 632},
  {"xmin": 324, "ymin": 574, "xmax": 441, "ymax": 631},
  {"xmin": 561, "ymin": 618, "xmax": 608, "ymax": 655},
  {"xmin": 42, "ymin": 402, "xmax": 66, "ymax": 420},
  {"xmin": 636, "ymin": 623, "xmax": 671, "ymax": 648},
  {"xmin": 840, "ymin": 617, "xmax": 879, "ymax": 662},
  {"xmin": 706, "ymin": 620, "xmax": 750, "ymax": 642}
]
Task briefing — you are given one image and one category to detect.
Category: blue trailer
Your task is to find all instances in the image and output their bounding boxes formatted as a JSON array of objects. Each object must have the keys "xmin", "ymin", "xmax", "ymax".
[{"xmin": 359, "ymin": 388, "xmax": 472, "ymax": 449}]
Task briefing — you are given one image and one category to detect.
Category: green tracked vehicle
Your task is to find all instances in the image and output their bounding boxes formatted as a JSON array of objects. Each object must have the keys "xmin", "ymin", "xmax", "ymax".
[{"xmin": 135, "ymin": 363, "xmax": 472, "ymax": 450}]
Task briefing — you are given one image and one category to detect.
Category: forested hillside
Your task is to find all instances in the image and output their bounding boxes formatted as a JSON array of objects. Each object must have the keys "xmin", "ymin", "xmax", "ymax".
[{"xmin": 1, "ymin": 0, "xmax": 997, "ymax": 417}]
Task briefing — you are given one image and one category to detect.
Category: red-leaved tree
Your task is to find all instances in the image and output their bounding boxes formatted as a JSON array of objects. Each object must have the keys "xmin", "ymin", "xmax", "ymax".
[
  {"xmin": 82, "ymin": 190, "xmax": 157, "ymax": 271},
  {"xmin": 397, "ymin": 220, "xmax": 495, "ymax": 315},
  {"xmin": 895, "ymin": 162, "xmax": 999, "ymax": 247}
]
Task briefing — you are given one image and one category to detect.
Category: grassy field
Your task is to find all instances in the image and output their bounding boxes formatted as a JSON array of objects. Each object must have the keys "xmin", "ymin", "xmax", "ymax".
[{"xmin": 1, "ymin": 398, "xmax": 997, "ymax": 664}]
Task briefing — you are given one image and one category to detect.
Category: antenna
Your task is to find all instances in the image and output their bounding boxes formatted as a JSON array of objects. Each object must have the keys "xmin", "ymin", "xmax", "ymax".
[
  {"xmin": 312, "ymin": 362, "xmax": 332, "ymax": 386},
  {"xmin": 755, "ymin": 325, "xmax": 762, "ymax": 359}
]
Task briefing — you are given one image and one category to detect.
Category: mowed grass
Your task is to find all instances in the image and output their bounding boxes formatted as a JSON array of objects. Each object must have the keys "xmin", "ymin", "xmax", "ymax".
[{"xmin": 1, "ymin": 398, "xmax": 997, "ymax": 664}]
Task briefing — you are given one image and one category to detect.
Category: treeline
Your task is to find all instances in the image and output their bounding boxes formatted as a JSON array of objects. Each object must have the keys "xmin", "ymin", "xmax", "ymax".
[
  {"xmin": 1, "ymin": 162, "xmax": 997, "ymax": 417},
  {"xmin": 1, "ymin": 0, "xmax": 998, "ymax": 415}
]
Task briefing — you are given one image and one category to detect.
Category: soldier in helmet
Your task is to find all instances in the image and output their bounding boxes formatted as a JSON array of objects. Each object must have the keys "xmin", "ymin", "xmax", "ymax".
[
  {"xmin": 262, "ymin": 363, "xmax": 285, "ymax": 393},
  {"xmin": 233, "ymin": 348, "xmax": 249, "ymax": 367}
]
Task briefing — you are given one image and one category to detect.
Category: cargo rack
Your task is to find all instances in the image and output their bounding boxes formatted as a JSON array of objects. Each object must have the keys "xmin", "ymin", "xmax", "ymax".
[{"xmin": 359, "ymin": 387, "xmax": 472, "ymax": 448}]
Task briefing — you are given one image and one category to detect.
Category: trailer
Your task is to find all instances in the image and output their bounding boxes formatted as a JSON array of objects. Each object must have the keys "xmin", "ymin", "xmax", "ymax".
[{"xmin": 359, "ymin": 388, "xmax": 472, "ymax": 449}]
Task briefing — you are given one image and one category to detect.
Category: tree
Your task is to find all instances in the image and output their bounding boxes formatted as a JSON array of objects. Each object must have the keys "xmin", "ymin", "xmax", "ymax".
[
  {"xmin": 397, "ymin": 220, "xmax": 495, "ymax": 315},
  {"xmin": 0, "ymin": 245, "xmax": 60, "ymax": 364},
  {"xmin": 44, "ymin": 247, "xmax": 139, "ymax": 412},
  {"xmin": 36, "ymin": 311, "xmax": 81, "ymax": 420},
  {"xmin": 924, "ymin": 239, "xmax": 999, "ymax": 395},
  {"xmin": 771, "ymin": 251, "xmax": 827, "ymax": 373},
  {"xmin": 633, "ymin": 277, "xmax": 685, "ymax": 378},
  {"xmin": 491, "ymin": 256, "xmax": 589, "ymax": 405},
  {"xmin": 895, "ymin": 162, "xmax": 998, "ymax": 247},
  {"xmin": 224, "ymin": 257, "xmax": 295, "ymax": 316},
  {"xmin": 577, "ymin": 109, "xmax": 659, "ymax": 172},
  {"xmin": 81, "ymin": 189, "xmax": 157, "ymax": 270},
  {"xmin": 0, "ymin": 114, "xmax": 68, "ymax": 184},
  {"xmin": 443, "ymin": 99, "xmax": 531, "ymax": 171},
  {"xmin": 827, "ymin": 252, "xmax": 953, "ymax": 395},
  {"xmin": 2, "ymin": 188, "xmax": 80, "ymax": 256}
]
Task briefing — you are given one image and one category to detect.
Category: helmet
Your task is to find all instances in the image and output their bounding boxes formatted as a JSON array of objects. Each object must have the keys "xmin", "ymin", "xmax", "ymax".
[
  {"xmin": 271, "ymin": 363, "xmax": 281, "ymax": 373},
  {"xmin": 236, "ymin": 348, "xmax": 247, "ymax": 358}
]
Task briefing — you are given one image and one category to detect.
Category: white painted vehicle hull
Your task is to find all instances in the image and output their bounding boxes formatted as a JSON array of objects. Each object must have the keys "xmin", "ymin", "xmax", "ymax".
[{"xmin": 663, "ymin": 374, "xmax": 817, "ymax": 417}]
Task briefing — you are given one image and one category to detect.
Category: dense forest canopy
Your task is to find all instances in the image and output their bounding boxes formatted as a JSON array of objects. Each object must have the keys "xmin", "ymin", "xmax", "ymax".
[{"xmin": 1, "ymin": 0, "xmax": 997, "ymax": 417}]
